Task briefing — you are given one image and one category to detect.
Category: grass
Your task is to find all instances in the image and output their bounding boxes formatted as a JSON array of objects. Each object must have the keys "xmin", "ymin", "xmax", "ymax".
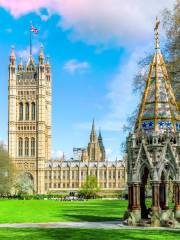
[
  {"xmin": 0, "ymin": 199, "xmax": 127, "ymax": 223},
  {"xmin": 0, "ymin": 228, "xmax": 180, "ymax": 240}
]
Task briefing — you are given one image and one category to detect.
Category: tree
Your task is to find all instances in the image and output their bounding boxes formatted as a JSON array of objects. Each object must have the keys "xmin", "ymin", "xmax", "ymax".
[
  {"xmin": 0, "ymin": 144, "xmax": 15, "ymax": 196},
  {"xmin": 78, "ymin": 175, "xmax": 100, "ymax": 199},
  {"xmin": 163, "ymin": 0, "xmax": 180, "ymax": 108},
  {"xmin": 14, "ymin": 172, "xmax": 34, "ymax": 195}
]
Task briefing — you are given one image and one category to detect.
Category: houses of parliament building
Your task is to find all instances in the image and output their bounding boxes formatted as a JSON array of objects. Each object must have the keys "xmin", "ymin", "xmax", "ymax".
[{"xmin": 8, "ymin": 46, "xmax": 126, "ymax": 194}]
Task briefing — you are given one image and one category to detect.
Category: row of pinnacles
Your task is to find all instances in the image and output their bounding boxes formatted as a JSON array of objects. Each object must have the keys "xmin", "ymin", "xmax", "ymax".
[
  {"xmin": 124, "ymin": 19, "xmax": 180, "ymax": 227},
  {"xmin": 8, "ymin": 46, "xmax": 52, "ymax": 194}
]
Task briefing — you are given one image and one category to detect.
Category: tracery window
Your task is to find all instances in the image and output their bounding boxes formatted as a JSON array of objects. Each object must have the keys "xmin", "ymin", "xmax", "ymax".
[
  {"xmin": 31, "ymin": 138, "xmax": 35, "ymax": 156},
  {"xmin": 31, "ymin": 102, "xmax": 36, "ymax": 120},
  {"xmin": 18, "ymin": 138, "xmax": 23, "ymax": 156},
  {"xmin": 25, "ymin": 103, "xmax": 29, "ymax": 120},
  {"xmin": 19, "ymin": 102, "xmax": 23, "ymax": 120},
  {"xmin": 25, "ymin": 138, "xmax": 29, "ymax": 156}
]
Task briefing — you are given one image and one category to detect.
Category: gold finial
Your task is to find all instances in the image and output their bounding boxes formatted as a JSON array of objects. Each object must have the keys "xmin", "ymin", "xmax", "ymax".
[{"xmin": 154, "ymin": 16, "xmax": 160, "ymax": 50}]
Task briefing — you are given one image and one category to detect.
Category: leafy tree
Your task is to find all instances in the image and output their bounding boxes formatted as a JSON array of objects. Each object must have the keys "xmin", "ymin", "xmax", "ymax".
[
  {"xmin": 14, "ymin": 172, "xmax": 34, "ymax": 195},
  {"xmin": 78, "ymin": 175, "xmax": 100, "ymax": 199},
  {"xmin": 163, "ymin": 0, "xmax": 180, "ymax": 108},
  {"xmin": 0, "ymin": 144, "xmax": 15, "ymax": 196}
]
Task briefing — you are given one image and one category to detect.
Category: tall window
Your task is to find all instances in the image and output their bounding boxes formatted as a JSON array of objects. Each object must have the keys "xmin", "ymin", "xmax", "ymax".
[
  {"xmin": 19, "ymin": 102, "xmax": 23, "ymax": 120},
  {"xmin": 18, "ymin": 138, "xmax": 23, "ymax": 156},
  {"xmin": 31, "ymin": 102, "xmax": 36, "ymax": 120},
  {"xmin": 25, "ymin": 103, "xmax": 29, "ymax": 120},
  {"xmin": 25, "ymin": 138, "xmax": 29, "ymax": 156},
  {"xmin": 31, "ymin": 138, "xmax": 35, "ymax": 156}
]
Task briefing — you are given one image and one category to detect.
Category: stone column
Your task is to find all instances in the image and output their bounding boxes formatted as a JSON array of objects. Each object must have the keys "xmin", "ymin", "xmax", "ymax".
[
  {"xmin": 140, "ymin": 184, "xmax": 147, "ymax": 218},
  {"xmin": 60, "ymin": 168, "xmax": 63, "ymax": 188},
  {"xmin": 78, "ymin": 166, "xmax": 81, "ymax": 188},
  {"xmin": 174, "ymin": 182, "xmax": 180, "ymax": 220},
  {"xmin": 128, "ymin": 184, "xmax": 132, "ymax": 210},
  {"xmin": 160, "ymin": 181, "xmax": 169, "ymax": 210},
  {"xmin": 132, "ymin": 183, "xmax": 141, "ymax": 210},
  {"xmin": 115, "ymin": 168, "xmax": 118, "ymax": 189},
  {"xmin": 97, "ymin": 165, "xmax": 99, "ymax": 188},
  {"xmin": 131, "ymin": 182, "xmax": 141, "ymax": 221},
  {"xmin": 69, "ymin": 167, "xmax": 72, "ymax": 189},
  {"xmin": 106, "ymin": 167, "xmax": 109, "ymax": 188},
  {"xmin": 151, "ymin": 181, "xmax": 160, "ymax": 212}
]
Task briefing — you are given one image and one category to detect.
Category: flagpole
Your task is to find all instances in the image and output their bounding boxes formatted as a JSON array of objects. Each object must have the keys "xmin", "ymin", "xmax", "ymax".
[{"xmin": 30, "ymin": 21, "xmax": 32, "ymax": 57}]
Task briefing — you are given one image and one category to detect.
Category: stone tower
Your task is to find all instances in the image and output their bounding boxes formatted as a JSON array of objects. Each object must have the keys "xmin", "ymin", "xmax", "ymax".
[
  {"xmin": 84, "ymin": 120, "xmax": 106, "ymax": 162},
  {"xmin": 125, "ymin": 19, "xmax": 180, "ymax": 226},
  {"xmin": 8, "ymin": 46, "xmax": 52, "ymax": 194}
]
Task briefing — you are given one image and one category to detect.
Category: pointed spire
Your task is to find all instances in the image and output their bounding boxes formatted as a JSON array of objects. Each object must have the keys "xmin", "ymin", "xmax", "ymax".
[
  {"xmin": 39, "ymin": 44, "xmax": 44, "ymax": 64},
  {"xmin": 90, "ymin": 119, "xmax": 97, "ymax": 142},
  {"xmin": 18, "ymin": 57, "xmax": 23, "ymax": 71},
  {"xmin": 98, "ymin": 128, "xmax": 102, "ymax": 141},
  {"xmin": 46, "ymin": 56, "xmax": 50, "ymax": 65},
  {"xmin": 10, "ymin": 45, "xmax": 16, "ymax": 64},
  {"xmin": 135, "ymin": 17, "xmax": 180, "ymax": 133},
  {"xmin": 154, "ymin": 16, "xmax": 160, "ymax": 51}
]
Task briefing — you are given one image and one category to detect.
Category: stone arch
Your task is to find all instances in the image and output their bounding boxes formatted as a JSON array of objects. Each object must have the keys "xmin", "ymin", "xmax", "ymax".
[
  {"xmin": 158, "ymin": 160, "xmax": 177, "ymax": 182},
  {"xmin": 134, "ymin": 143, "xmax": 153, "ymax": 175},
  {"xmin": 24, "ymin": 172, "xmax": 34, "ymax": 182}
]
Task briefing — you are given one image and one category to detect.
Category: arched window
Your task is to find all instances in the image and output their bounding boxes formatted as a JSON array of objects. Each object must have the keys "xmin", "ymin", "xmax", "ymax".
[
  {"xmin": 19, "ymin": 102, "xmax": 23, "ymax": 120},
  {"xmin": 31, "ymin": 138, "xmax": 35, "ymax": 156},
  {"xmin": 25, "ymin": 138, "xmax": 29, "ymax": 156},
  {"xmin": 18, "ymin": 138, "xmax": 23, "ymax": 156},
  {"xmin": 31, "ymin": 102, "xmax": 36, "ymax": 120},
  {"xmin": 25, "ymin": 103, "xmax": 29, "ymax": 120}
]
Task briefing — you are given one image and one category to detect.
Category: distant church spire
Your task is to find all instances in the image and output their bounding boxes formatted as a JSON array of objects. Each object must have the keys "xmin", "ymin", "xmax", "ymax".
[
  {"xmin": 98, "ymin": 129, "xmax": 102, "ymax": 141},
  {"xmin": 90, "ymin": 119, "xmax": 97, "ymax": 142},
  {"xmin": 135, "ymin": 17, "xmax": 180, "ymax": 133}
]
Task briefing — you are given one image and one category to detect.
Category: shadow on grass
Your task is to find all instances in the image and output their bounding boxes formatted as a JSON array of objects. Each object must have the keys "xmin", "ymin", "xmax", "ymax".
[{"xmin": 1, "ymin": 228, "xmax": 180, "ymax": 240}]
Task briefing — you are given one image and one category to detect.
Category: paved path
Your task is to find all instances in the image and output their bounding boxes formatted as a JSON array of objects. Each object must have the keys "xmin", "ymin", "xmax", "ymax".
[{"xmin": 0, "ymin": 221, "xmax": 180, "ymax": 231}]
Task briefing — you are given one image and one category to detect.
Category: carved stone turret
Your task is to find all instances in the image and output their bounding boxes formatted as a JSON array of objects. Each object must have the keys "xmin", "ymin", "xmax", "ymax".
[{"xmin": 18, "ymin": 58, "xmax": 24, "ymax": 72}]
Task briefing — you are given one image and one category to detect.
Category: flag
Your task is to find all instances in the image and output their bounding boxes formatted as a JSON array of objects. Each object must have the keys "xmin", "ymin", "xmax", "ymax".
[{"xmin": 31, "ymin": 25, "xmax": 39, "ymax": 34}]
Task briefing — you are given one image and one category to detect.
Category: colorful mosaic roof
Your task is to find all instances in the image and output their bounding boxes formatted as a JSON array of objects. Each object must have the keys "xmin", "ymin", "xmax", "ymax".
[{"xmin": 135, "ymin": 18, "xmax": 180, "ymax": 133}]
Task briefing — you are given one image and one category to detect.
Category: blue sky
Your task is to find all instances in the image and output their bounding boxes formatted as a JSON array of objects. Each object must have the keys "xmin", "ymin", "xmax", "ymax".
[{"xmin": 0, "ymin": 0, "xmax": 175, "ymax": 160}]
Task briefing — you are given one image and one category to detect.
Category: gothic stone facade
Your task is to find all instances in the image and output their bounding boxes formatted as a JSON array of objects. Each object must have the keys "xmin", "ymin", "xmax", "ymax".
[
  {"xmin": 8, "ymin": 47, "xmax": 52, "ymax": 194},
  {"xmin": 8, "ymin": 48, "xmax": 126, "ymax": 194},
  {"xmin": 45, "ymin": 160, "xmax": 126, "ymax": 193},
  {"xmin": 45, "ymin": 121, "xmax": 126, "ymax": 193}
]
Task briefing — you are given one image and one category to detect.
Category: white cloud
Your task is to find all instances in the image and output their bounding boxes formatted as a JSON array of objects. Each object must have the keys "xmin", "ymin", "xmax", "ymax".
[
  {"xmin": 36, "ymin": 9, "xmax": 52, "ymax": 21},
  {"xmin": 76, "ymin": 46, "xmax": 149, "ymax": 132},
  {"xmin": 16, "ymin": 45, "xmax": 40, "ymax": 61},
  {"xmin": 63, "ymin": 59, "xmax": 90, "ymax": 74},
  {"xmin": 0, "ymin": 0, "xmax": 175, "ymax": 47},
  {"xmin": 52, "ymin": 150, "xmax": 64, "ymax": 160}
]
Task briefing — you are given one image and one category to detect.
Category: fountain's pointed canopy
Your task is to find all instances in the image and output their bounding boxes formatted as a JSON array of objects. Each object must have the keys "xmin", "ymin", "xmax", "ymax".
[{"xmin": 135, "ymin": 18, "xmax": 180, "ymax": 133}]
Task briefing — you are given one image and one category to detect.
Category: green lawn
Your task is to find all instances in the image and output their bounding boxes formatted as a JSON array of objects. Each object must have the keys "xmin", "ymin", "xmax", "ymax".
[
  {"xmin": 0, "ymin": 199, "xmax": 127, "ymax": 223},
  {"xmin": 0, "ymin": 228, "xmax": 179, "ymax": 240}
]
